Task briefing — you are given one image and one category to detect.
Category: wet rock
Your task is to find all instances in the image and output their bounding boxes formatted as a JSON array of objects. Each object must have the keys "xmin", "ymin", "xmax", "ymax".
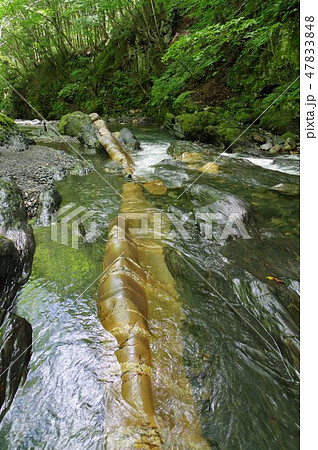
[
  {"xmin": 36, "ymin": 186, "xmax": 62, "ymax": 226},
  {"xmin": 0, "ymin": 113, "xmax": 29, "ymax": 151},
  {"xmin": 260, "ymin": 142, "xmax": 272, "ymax": 151},
  {"xmin": 270, "ymin": 183, "xmax": 300, "ymax": 196},
  {"xmin": 0, "ymin": 145, "xmax": 92, "ymax": 219},
  {"xmin": 154, "ymin": 161, "xmax": 189, "ymax": 188},
  {"xmin": 0, "ymin": 177, "xmax": 35, "ymax": 283},
  {"xmin": 181, "ymin": 152, "xmax": 203, "ymax": 163},
  {"xmin": 231, "ymin": 273, "xmax": 299, "ymax": 370},
  {"xmin": 0, "ymin": 236, "xmax": 21, "ymax": 310},
  {"xmin": 117, "ymin": 128, "xmax": 142, "ymax": 151},
  {"xmin": 58, "ymin": 111, "xmax": 103, "ymax": 153},
  {"xmin": 252, "ymin": 132, "xmax": 266, "ymax": 144},
  {"xmin": 0, "ymin": 177, "xmax": 34, "ymax": 422},
  {"xmin": 190, "ymin": 185, "xmax": 255, "ymax": 242},
  {"xmin": 167, "ymin": 141, "xmax": 212, "ymax": 158},
  {"xmin": 0, "ymin": 307, "xmax": 32, "ymax": 421},
  {"xmin": 199, "ymin": 162, "xmax": 220, "ymax": 175},
  {"xmin": 143, "ymin": 179, "xmax": 167, "ymax": 196},
  {"xmin": 283, "ymin": 137, "xmax": 297, "ymax": 152},
  {"xmin": 268, "ymin": 144, "xmax": 282, "ymax": 155}
]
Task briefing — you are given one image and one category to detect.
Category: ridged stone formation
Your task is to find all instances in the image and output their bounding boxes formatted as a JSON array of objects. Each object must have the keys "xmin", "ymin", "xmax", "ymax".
[{"xmin": 98, "ymin": 182, "xmax": 210, "ymax": 449}]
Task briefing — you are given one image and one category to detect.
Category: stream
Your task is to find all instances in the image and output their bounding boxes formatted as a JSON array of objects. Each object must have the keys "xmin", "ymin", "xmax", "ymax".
[{"xmin": 0, "ymin": 124, "xmax": 299, "ymax": 449}]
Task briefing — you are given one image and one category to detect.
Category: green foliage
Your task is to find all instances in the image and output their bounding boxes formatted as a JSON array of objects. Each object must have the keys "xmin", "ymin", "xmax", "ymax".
[{"xmin": 0, "ymin": 0, "xmax": 299, "ymax": 134}]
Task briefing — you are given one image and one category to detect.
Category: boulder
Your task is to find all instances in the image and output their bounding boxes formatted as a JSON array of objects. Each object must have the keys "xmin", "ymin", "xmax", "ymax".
[
  {"xmin": 0, "ymin": 113, "xmax": 29, "ymax": 151},
  {"xmin": 251, "ymin": 132, "xmax": 266, "ymax": 144},
  {"xmin": 181, "ymin": 152, "xmax": 203, "ymax": 163},
  {"xmin": 216, "ymin": 124, "xmax": 242, "ymax": 146},
  {"xmin": 143, "ymin": 179, "xmax": 167, "ymax": 196},
  {"xmin": 199, "ymin": 162, "xmax": 220, "ymax": 175},
  {"xmin": 0, "ymin": 177, "xmax": 34, "ymax": 422},
  {"xmin": 260, "ymin": 142, "xmax": 272, "ymax": 151},
  {"xmin": 270, "ymin": 183, "xmax": 300, "ymax": 196},
  {"xmin": 0, "ymin": 236, "xmax": 22, "ymax": 310},
  {"xmin": 58, "ymin": 111, "xmax": 103, "ymax": 152},
  {"xmin": 36, "ymin": 186, "xmax": 62, "ymax": 226},
  {"xmin": 190, "ymin": 185, "xmax": 255, "ymax": 242},
  {"xmin": 164, "ymin": 111, "xmax": 220, "ymax": 144},
  {"xmin": 167, "ymin": 141, "xmax": 211, "ymax": 158},
  {"xmin": 0, "ymin": 177, "xmax": 35, "ymax": 286},
  {"xmin": 0, "ymin": 307, "xmax": 32, "ymax": 421},
  {"xmin": 117, "ymin": 128, "xmax": 142, "ymax": 151},
  {"xmin": 268, "ymin": 144, "xmax": 282, "ymax": 155}
]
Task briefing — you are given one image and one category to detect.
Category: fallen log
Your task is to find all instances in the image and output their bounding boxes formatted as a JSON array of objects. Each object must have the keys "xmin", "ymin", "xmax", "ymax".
[
  {"xmin": 90, "ymin": 113, "xmax": 135, "ymax": 176},
  {"xmin": 98, "ymin": 182, "xmax": 211, "ymax": 449}
]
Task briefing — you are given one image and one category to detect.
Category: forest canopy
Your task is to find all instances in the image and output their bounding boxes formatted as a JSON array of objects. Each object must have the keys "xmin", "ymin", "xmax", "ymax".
[{"xmin": 0, "ymin": 0, "xmax": 299, "ymax": 133}]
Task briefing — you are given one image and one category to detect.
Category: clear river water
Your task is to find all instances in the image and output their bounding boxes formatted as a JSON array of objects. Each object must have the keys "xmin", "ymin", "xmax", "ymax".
[{"xmin": 0, "ymin": 125, "xmax": 299, "ymax": 449}]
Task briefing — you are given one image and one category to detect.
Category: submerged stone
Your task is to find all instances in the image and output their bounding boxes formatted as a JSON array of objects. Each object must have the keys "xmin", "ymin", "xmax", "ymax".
[
  {"xmin": 143, "ymin": 179, "xmax": 167, "ymax": 196},
  {"xmin": 181, "ymin": 152, "xmax": 203, "ymax": 163},
  {"xmin": 199, "ymin": 162, "xmax": 220, "ymax": 174}
]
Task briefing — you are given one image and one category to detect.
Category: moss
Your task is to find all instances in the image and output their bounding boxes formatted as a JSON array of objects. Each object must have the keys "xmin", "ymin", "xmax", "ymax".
[
  {"xmin": 58, "ymin": 111, "xmax": 101, "ymax": 150},
  {"xmin": 0, "ymin": 113, "xmax": 17, "ymax": 143},
  {"xmin": 163, "ymin": 113, "xmax": 175, "ymax": 130},
  {"xmin": 260, "ymin": 109, "xmax": 299, "ymax": 135},
  {"xmin": 216, "ymin": 123, "xmax": 242, "ymax": 145},
  {"xmin": 281, "ymin": 132, "xmax": 299, "ymax": 141},
  {"xmin": 175, "ymin": 111, "xmax": 220, "ymax": 143},
  {"xmin": 235, "ymin": 108, "xmax": 259, "ymax": 124}
]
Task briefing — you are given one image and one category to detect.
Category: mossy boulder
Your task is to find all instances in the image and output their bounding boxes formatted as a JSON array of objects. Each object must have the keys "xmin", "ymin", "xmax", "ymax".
[
  {"xmin": 164, "ymin": 111, "xmax": 221, "ymax": 143},
  {"xmin": 259, "ymin": 108, "xmax": 299, "ymax": 135},
  {"xmin": 176, "ymin": 111, "xmax": 220, "ymax": 143},
  {"xmin": 58, "ymin": 111, "xmax": 103, "ymax": 152},
  {"xmin": 235, "ymin": 108, "xmax": 259, "ymax": 125},
  {"xmin": 0, "ymin": 113, "xmax": 29, "ymax": 151},
  {"xmin": 216, "ymin": 123, "xmax": 242, "ymax": 146}
]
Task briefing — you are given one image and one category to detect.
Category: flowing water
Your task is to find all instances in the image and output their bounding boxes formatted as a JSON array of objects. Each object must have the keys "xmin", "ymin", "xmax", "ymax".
[{"xmin": 0, "ymin": 125, "xmax": 299, "ymax": 449}]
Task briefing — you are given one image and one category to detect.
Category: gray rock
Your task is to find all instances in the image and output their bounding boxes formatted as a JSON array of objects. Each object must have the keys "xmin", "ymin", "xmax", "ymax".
[
  {"xmin": 0, "ymin": 307, "xmax": 32, "ymax": 421},
  {"xmin": 117, "ymin": 128, "xmax": 142, "ymax": 151},
  {"xmin": 36, "ymin": 186, "xmax": 62, "ymax": 226},
  {"xmin": 58, "ymin": 111, "xmax": 103, "ymax": 153},
  {"xmin": 190, "ymin": 185, "xmax": 256, "ymax": 242},
  {"xmin": 0, "ymin": 177, "xmax": 35, "ymax": 284},
  {"xmin": 0, "ymin": 177, "xmax": 34, "ymax": 422},
  {"xmin": 268, "ymin": 144, "xmax": 282, "ymax": 154},
  {"xmin": 252, "ymin": 132, "xmax": 266, "ymax": 144},
  {"xmin": 260, "ymin": 142, "xmax": 272, "ymax": 151},
  {"xmin": 0, "ymin": 113, "xmax": 29, "ymax": 151}
]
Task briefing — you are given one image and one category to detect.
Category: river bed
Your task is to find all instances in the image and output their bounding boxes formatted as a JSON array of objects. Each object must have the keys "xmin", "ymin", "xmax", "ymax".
[{"xmin": 0, "ymin": 125, "xmax": 299, "ymax": 449}]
